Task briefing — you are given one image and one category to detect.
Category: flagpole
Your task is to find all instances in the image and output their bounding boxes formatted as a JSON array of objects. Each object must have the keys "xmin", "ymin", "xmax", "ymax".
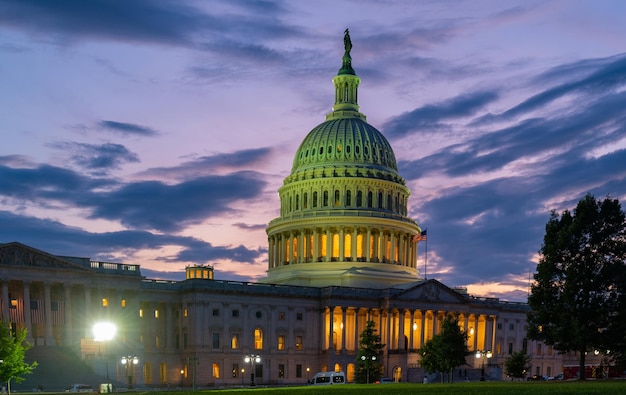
[{"xmin": 424, "ymin": 235, "xmax": 428, "ymax": 280}]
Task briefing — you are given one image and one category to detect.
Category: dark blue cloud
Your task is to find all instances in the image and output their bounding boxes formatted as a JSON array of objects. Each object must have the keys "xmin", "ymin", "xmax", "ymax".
[
  {"xmin": 48, "ymin": 141, "xmax": 140, "ymax": 171},
  {"xmin": 98, "ymin": 120, "xmax": 159, "ymax": 137},
  {"xmin": 383, "ymin": 91, "xmax": 499, "ymax": 138},
  {"xmin": 0, "ymin": 211, "xmax": 265, "ymax": 268},
  {"xmin": 84, "ymin": 172, "xmax": 266, "ymax": 232}
]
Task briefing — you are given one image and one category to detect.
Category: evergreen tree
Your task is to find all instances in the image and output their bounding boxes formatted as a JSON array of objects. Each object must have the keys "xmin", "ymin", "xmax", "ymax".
[
  {"xmin": 355, "ymin": 320, "xmax": 384, "ymax": 383},
  {"xmin": 504, "ymin": 350, "xmax": 531, "ymax": 380},
  {"xmin": 527, "ymin": 194, "xmax": 626, "ymax": 379},
  {"xmin": 418, "ymin": 316, "xmax": 470, "ymax": 383},
  {"xmin": 0, "ymin": 322, "xmax": 38, "ymax": 395}
]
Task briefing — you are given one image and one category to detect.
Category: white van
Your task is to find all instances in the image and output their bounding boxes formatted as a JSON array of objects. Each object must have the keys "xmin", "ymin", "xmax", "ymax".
[{"xmin": 311, "ymin": 371, "xmax": 346, "ymax": 385}]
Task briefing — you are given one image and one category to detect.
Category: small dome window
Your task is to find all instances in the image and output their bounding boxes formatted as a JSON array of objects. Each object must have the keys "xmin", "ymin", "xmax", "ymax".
[
  {"xmin": 305, "ymin": 149, "xmax": 309, "ymax": 157},
  {"xmin": 364, "ymin": 146, "xmax": 369, "ymax": 155},
  {"xmin": 356, "ymin": 146, "xmax": 360, "ymax": 154},
  {"xmin": 320, "ymin": 146, "xmax": 324, "ymax": 155},
  {"xmin": 337, "ymin": 144, "xmax": 342, "ymax": 152},
  {"xmin": 346, "ymin": 145, "xmax": 351, "ymax": 153}
]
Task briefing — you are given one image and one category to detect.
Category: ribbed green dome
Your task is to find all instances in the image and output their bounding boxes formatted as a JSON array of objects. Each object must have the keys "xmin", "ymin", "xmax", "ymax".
[{"xmin": 289, "ymin": 117, "xmax": 403, "ymax": 183}]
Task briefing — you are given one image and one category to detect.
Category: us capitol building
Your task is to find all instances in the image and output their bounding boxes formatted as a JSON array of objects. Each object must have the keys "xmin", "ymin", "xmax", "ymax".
[{"xmin": 0, "ymin": 32, "xmax": 578, "ymax": 388}]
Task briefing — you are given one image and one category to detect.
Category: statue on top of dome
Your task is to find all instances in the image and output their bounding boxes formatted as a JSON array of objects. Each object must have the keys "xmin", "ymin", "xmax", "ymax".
[
  {"xmin": 339, "ymin": 29, "xmax": 354, "ymax": 75},
  {"xmin": 344, "ymin": 28, "xmax": 352, "ymax": 55}
]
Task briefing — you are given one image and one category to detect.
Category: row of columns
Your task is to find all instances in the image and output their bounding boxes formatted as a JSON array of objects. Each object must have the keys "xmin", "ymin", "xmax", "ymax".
[
  {"xmin": 268, "ymin": 227, "xmax": 418, "ymax": 269},
  {"xmin": 323, "ymin": 306, "xmax": 497, "ymax": 356}
]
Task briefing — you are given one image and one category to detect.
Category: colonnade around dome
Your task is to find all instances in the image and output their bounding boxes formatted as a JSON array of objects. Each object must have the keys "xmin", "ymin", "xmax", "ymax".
[{"xmin": 267, "ymin": 225, "xmax": 420, "ymax": 270}]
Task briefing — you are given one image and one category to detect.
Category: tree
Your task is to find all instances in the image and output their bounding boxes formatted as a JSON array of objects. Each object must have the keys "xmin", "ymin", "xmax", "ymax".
[
  {"xmin": 0, "ymin": 322, "xmax": 38, "ymax": 395},
  {"xmin": 355, "ymin": 320, "xmax": 384, "ymax": 383},
  {"xmin": 504, "ymin": 351, "xmax": 531, "ymax": 380},
  {"xmin": 527, "ymin": 194, "xmax": 626, "ymax": 379},
  {"xmin": 418, "ymin": 316, "xmax": 470, "ymax": 383}
]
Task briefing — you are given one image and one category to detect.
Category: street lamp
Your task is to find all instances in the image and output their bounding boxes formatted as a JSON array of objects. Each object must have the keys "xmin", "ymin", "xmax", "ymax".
[
  {"xmin": 180, "ymin": 369, "xmax": 184, "ymax": 388},
  {"xmin": 120, "ymin": 355, "xmax": 139, "ymax": 388},
  {"xmin": 360, "ymin": 355, "xmax": 377, "ymax": 384},
  {"xmin": 475, "ymin": 350, "xmax": 492, "ymax": 381},
  {"xmin": 240, "ymin": 368, "xmax": 244, "ymax": 386},
  {"xmin": 306, "ymin": 367, "xmax": 310, "ymax": 383},
  {"xmin": 244, "ymin": 355, "xmax": 261, "ymax": 386},
  {"xmin": 93, "ymin": 322, "xmax": 116, "ymax": 381}
]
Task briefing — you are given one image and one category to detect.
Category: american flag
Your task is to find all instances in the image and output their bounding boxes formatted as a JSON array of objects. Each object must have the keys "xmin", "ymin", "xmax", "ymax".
[
  {"xmin": 9, "ymin": 298, "xmax": 24, "ymax": 323},
  {"xmin": 412, "ymin": 230, "xmax": 427, "ymax": 242},
  {"xmin": 31, "ymin": 300, "xmax": 44, "ymax": 324}
]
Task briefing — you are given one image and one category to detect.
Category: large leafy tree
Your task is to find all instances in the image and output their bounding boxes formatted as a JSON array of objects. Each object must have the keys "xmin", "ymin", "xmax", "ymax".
[
  {"xmin": 504, "ymin": 350, "xmax": 531, "ymax": 380},
  {"xmin": 418, "ymin": 316, "xmax": 470, "ymax": 383},
  {"xmin": 355, "ymin": 320, "xmax": 384, "ymax": 383},
  {"xmin": 527, "ymin": 194, "xmax": 626, "ymax": 379},
  {"xmin": 0, "ymin": 322, "xmax": 38, "ymax": 395}
]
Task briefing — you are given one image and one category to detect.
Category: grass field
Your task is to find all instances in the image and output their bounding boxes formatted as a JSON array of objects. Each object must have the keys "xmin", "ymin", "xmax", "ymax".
[{"xmin": 127, "ymin": 381, "xmax": 626, "ymax": 395}]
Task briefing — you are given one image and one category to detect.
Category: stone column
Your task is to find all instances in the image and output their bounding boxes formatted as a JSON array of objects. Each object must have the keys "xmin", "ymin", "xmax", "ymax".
[
  {"xmin": 352, "ymin": 228, "xmax": 358, "ymax": 261},
  {"xmin": 398, "ymin": 309, "xmax": 405, "ymax": 351},
  {"xmin": 339, "ymin": 227, "xmax": 345, "ymax": 261},
  {"xmin": 23, "ymin": 281, "xmax": 33, "ymax": 342},
  {"xmin": 325, "ymin": 228, "xmax": 332, "ymax": 262},
  {"xmin": 44, "ymin": 282, "xmax": 54, "ymax": 345},
  {"xmin": 64, "ymin": 284, "xmax": 73, "ymax": 346},
  {"xmin": 1, "ymin": 281, "xmax": 9, "ymax": 324}
]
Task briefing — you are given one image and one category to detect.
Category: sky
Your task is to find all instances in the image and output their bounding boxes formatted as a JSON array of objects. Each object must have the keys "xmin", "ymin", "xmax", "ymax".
[{"xmin": 1, "ymin": 0, "xmax": 626, "ymax": 302}]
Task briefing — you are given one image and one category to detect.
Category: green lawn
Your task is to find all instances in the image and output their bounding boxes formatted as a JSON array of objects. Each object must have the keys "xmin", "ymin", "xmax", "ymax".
[{"xmin": 130, "ymin": 381, "xmax": 626, "ymax": 395}]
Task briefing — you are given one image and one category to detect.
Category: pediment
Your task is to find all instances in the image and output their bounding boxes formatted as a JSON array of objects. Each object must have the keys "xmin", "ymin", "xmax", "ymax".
[
  {"xmin": 393, "ymin": 279, "xmax": 467, "ymax": 303},
  {"xmin": 0, "ymin": 242, "xmax": 90, "ymax": 271}
]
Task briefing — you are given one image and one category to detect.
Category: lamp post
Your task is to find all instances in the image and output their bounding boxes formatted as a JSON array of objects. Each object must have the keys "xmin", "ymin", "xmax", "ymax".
[
  {"xmin": 120, "ymin": 355, "xmax": 139, "ymax": 389},
  {"xmin": 93, "ymin": 322, "xmax": 116, "ymax": 382},
  {"xmin": 244, "ymin": 355, "xmax": 261, "ymax": 386},
  {"xmin": 240, "ymin": 369, "xmax": 244, "ymax": 386},
  {"xmin": 360, "ymin": 355, "xmax": 377, "ymax": 384},
  {"xmin": 180, "ymin": 369, "xmax": 184, "ymax": 388},
  {"xmin": 475, "ymin": 350, "xmax": 492, "ymax": 381},
  {"xmin": 306, "ymin": 367, "xmax": 310, "ymax": 383}
]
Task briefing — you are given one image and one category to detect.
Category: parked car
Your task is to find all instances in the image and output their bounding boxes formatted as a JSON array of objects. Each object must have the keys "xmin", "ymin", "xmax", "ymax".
[
  {"xmin": 527, "ymin": 375, "xmax": 545, "ymax": 381},
  {"xmin": 375, "ymin": 378, "xmax": 394, "ymax": 384}
]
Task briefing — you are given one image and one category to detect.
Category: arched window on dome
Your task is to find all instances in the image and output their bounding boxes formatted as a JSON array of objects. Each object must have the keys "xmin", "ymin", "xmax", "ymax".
[
  {"xmin": 303, "ymin": 192, "xmax": 308, "ymax": 209},
  {"xmin": 323, "ymin": 191, "xmax": 329, "ymax": 207},
  {"xmin": 296, "ymin": 194, "xmax": 300, "ymax": 211},
  {"xmin": 387, "ymin": 193, "xmax": 392, "ymax": 210},
  {"xmin": 356, "ymin": 190, "xmax": 363, "ymax": 207},
  {"xmin": 378, "ymin": 192, "xmax": 383, "ymax": 209},
  {"xmin": 334, "ymin": 190, "xmax": 340, "ymax": 207},
  {"xmin": 313, "ymin": 192, "xmax": 318, "ymax": 208},
  {"xmin": 394, "ymin": 194, "xmax": 398, "ymax": 213},
  {"xmin": 345, "ymin": 190, "xmax": 352, "ymax": 206},
  {"xmin": 367, "ymin": 191, "xmax": 373, "ymax": 208}
]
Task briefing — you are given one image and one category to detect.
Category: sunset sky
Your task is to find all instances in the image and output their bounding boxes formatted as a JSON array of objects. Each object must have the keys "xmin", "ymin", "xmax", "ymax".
[{"xmin": 1, "ymin": 0, "xmax": 625, "ymax": 301}]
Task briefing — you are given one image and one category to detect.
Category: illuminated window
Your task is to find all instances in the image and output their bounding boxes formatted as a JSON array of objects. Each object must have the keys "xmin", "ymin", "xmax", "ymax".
[
  {"xmin": 334, "ymin": 190, "xmax": 340, "ymax": 207},
  {"xmin": 278, "ymin": 312, "xmax": 285, "ymax": 320},
  {"xmin": 10, "ymin": 299, "xmax": 17, "ymax": 308},
  {"xmin": 278, "ymin": 335, "xmax": 285, "ymax": 350},
  {"xmin": 231, "ymin": 334, "xmax": 239, "ymax": 349},
  {"xmin": 102, "ymin": 298, "xmax": 108, "ymax": 307},
  {"xmin": 154, "ymin": 309, "xmax": 159, "ymax": 318},
  {"xmin": 212, "ymin": 363, "xmax": 220, "ymax": 378},
  {"xmin": 254, "ymin": 328, "xmax": 263, "ymax": 350},
  {"xmin": 121, "ymin": 299, "xmax": 126, "ymax": 308},
  {"xmin": 332, "ymin": 233, "xmax": 339, "ymax": 258},
  {"xmin": 295, "ymin": 335, "xmax": 303, "ymax": 350},
  {"xmin": 183, "ymin": 308, "xmax": 188, "ymax": 317},
  {"xmin": 321, "ymin": 234, "xmax": 327, "ymax": 257},
  {"xmin": 139, "ymin": 309, "xmax": 144, "ymax": 318},
  {"xmin": 232, "ymin": 363, "xmax": 239, "ymax": 378},
  {"xmin": 344, "ymin": 233, "xmax": 352, "ymax": 258},
  {"xmin": 278, "ymin": 364, "xmax": 285, "ymax": 378}
]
